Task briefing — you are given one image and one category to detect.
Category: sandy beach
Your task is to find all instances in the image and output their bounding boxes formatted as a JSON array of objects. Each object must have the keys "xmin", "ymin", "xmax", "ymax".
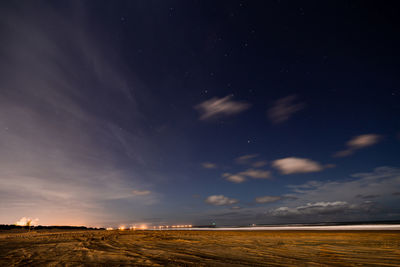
[{"xmin": 1, "ymin": 229, "xmax": 399, "ymax": 266}]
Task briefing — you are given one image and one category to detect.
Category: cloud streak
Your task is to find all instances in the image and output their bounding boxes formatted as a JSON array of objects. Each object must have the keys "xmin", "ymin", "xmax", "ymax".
[
  {"xmin": 334, "ymin": 134, "xmax": 382, "ymax": 157},
  {"xmin": 235, "ymin": 154, "xmax": 259, "ymax": 164},
  {"xmin": 269, "ymin": 167, "xmax": 400, "ymax": 221},
  {"xmin": 267, "ymin": 95, "xmax": 305, "ymax": 123},
  {"xmin": 205, "ymin": 195, "xmax": 238, "ymax": 206},
  {"xmin": 0, "ymin": 2, "xmax": 159, "ymax": 226},
  {"xmin": 270, "ymin": 201, "xmax": 352, "ymax": 217},
  {"xmin": 202, "ymin": 162, "xmax": 217, "ymax": 169},
  {"xmin": 195, "ymin": 95, "xmax": 250, "ymax": 120},
  {"xmin": 255, "ymin": 196, "xmax": 282, "ymax": 204},
  {"xmin": 252, "ymin": 161, "xmax": 268, "ymax": 168},
  {"xmin": 199, "ymin": 168, "xmax": 400, "ymax": 224},
  {"xmin": 132, "ymin": 190, "xmax": 151, "ymax": 196},
  {"xmin": 223, "ymin": 169, "xmax": 271, "ymax": 183},
  {"xmin": 222, "ymin": 173, "xmax": 246, "ymax": 183}
]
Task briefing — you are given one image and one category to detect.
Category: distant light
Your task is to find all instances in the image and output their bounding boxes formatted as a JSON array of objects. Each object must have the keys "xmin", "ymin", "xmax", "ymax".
[{"xmin": 106, "ymin": 227, "xmax": 113, "ymax": 231}]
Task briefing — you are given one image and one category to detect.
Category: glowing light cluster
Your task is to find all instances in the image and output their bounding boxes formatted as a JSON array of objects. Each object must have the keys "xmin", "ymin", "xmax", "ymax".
[
  {"xmin": 111, "ymin": 224, "xmax": 192, "ymax": 231},
  {"xmin": 166, "ymin": 225, "xmax": 192, "ymax": 228},
  {"xmin": 15, "ymin": 217, "xmax": 39, "ymax": 226}
]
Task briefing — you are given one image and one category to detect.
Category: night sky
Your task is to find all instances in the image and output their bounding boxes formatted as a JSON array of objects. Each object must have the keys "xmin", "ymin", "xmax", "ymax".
[{"xmin": 1, "ymin": 1, "xmax": 400, "ymax": 227}]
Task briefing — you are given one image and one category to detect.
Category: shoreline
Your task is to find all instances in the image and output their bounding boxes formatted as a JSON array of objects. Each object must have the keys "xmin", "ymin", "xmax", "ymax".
[{"xmin": 162, "ymin": 224, "xmax": 400, "ymax": 231}]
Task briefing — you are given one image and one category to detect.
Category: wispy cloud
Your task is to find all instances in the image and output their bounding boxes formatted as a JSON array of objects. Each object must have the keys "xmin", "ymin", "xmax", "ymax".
[
  {"xmin": 270, "ymin": 201, "xmax": 352, "ymax": 217},
  {"xmin": 222, "ymin": 173, "xmax": 246, "ymax": 183},
  {"xmin": 202, "ymin": 162, "xmax": 217, "ymax": 169},
  {"xmin": 252, "ymin": 160, "xmax": 268, "ymax": 168},
  {"xmin": 267, "ymin": 95, "xmax": 305, "ymax": 124},
  {"xmin": 223, "ymin": 169, "xmax": 271, "ymax": 183},
  {"xmin": 235, "ymin": 154, "xmax": 259, "ymax": 164},
  {"xmin": 240, "ymin": 169, "xmax": 271, "ymax": 179},
  {"xmin": 355, "ymin": 194, "xmax": 380, "ymax": 199},
  {"xmin": 274, "ymin": 167, "xmax": 400, "ymax": 220},
  {"xmin": 255, "ymin": 196, "xmax": 282, "ymax": 204},
  {"xmin": 334, "ymin": 134, "xmax": 382, "ymax": 157},
  {"xmin": 201, "ymin": 168, "xmax": 398, "ymax": 225},
  {"xmin": 272, "ymin": 157, "xmax": 324, "ymax": 174},
  {"xmin": 205, "ymin": 195, "xmax": 238, "ymax": 206},
  {"xmin": 0, "ymin": 3, "xmax": 159, "ymax": 226},
  {"xmin": 235, "ymin": 154, "xmax": 267, "ymax": 168},
  {"xmin": 132, "ymin": 190, "xmax": 151, "ymax": 196},
  {"xmin": 195, "ymin": 95, "xmax": 250, "ymax": 120}
]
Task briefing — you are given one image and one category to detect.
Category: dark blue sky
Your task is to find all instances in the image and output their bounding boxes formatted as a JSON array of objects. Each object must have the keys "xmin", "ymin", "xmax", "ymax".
[{"xmin": 0, "ymin": 1, "xmax": 399, "ymax": 227}]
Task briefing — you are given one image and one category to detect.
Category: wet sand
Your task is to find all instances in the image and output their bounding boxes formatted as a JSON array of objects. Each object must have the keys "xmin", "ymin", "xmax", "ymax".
[{"xmin": 1, "ymin": 230, "xmax": 399, "ymax": 266}]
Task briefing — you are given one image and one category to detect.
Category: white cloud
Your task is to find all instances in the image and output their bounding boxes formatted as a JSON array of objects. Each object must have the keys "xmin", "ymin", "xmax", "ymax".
[
  {"xmin": 132, "ymin": 190, "xmax": 151, "ymax": 196},
  {"xmin": 195, "ymin": 95, "xmax": 250, "ymax": 120},
  {"xmin": 255, "ymin": 196, "xmax": 282, "ymax": 204},
  {"xmin": 223, "ymin": 168, "xmax": 271, "ymax": 183},
  {"xmin": 270, "ymin": 201, "xmax": 351, "ymax": 216},
  {"xmin": 272, "ymin": 157, "xmax": 324, "ymax": 174},
  {"xmin": 334, "ymin": 134, "xmax": 382, "ymax": 157},
  {"xmin": 205, "ymin": 195, "xmax": 238, "ymax": 206},
  {"xmin": 202, "ymin": 162, "xmax": 217, "ymax": 169},
  {"xmin": 267, "ymin": 95, "xmax": 305, "ymax": 123}
]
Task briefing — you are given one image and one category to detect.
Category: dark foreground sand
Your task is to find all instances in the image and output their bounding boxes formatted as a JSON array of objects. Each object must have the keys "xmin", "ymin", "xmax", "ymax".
[{"xmin": 1, "ymin": 230, "xmax": 399, "ymax": 266}]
